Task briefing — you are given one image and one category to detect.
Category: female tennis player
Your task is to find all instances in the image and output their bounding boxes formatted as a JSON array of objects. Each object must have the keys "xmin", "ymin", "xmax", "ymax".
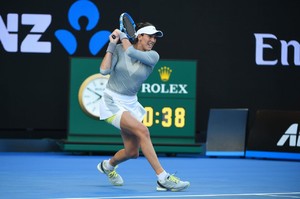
[{"xmin": 97, "ymin": 22, "xmax": 190, "ymax": 192}]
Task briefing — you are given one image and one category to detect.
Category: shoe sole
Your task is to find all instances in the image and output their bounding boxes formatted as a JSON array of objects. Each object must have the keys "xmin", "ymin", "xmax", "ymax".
[{"xmin": 156, "ymin": 183, "xmax": 190, "ymax": 192}]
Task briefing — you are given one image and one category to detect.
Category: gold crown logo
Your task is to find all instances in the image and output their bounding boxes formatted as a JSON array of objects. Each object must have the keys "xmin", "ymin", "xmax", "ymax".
[{"xmin": 158, "ymin": 66, "xmax": 172, "ymax": 82}]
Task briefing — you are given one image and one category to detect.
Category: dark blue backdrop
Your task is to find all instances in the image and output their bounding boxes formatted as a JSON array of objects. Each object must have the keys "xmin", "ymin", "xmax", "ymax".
[{"xmin": 1, "ymin": 0, "xmax": 300, "ymax": 142}]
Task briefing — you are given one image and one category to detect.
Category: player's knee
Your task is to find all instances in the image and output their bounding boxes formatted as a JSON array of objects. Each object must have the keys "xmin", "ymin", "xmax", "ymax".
[
  {"xmin": 127, "ymin": 150, "xmax": 139, "ymax": 159},
  {"xmin": 139, "ymin": 125, "xmax": 150, "ymax": 139}
]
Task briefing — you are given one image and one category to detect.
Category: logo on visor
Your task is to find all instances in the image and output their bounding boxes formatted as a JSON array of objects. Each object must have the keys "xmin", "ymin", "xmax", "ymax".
[{"xmin": 55, "ymin": 0, "xmax": 111, "ymax": 55}]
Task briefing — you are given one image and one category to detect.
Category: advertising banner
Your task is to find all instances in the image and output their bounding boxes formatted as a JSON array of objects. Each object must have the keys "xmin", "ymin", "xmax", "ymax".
[{"xmin": 246, "ymin": 110, "xmax": 300, "ymax": 160}]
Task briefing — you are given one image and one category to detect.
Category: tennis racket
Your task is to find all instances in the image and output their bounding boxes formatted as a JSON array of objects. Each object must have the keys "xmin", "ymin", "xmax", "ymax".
[{"xmin": 112, "ymin": 12, "xmax": 136, "ymax": 41}]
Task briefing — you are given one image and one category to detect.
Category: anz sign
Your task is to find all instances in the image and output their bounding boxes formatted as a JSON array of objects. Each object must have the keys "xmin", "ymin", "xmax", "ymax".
[
  {"xmin": 0, "ymin": 13, "xmax": 52, "ymax": 53},
  {"xmin": 0, "ymin": 0, "xmax": 110, "ymax": 55}
]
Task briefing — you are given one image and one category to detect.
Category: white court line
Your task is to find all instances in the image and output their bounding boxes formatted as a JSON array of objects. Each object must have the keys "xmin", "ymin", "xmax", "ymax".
[
  {"xmin": 52, "ymin": 192, "xmax": 300, "ymax": 199},
  {"xmin": 267, "ymin": 195, "xmax": 300, "ymax": 198}
]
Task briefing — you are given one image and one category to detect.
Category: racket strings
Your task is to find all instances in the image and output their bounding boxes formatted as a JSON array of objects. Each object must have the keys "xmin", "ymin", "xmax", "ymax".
[{"xmin": 123, "ymin": 17, "xmax": 136, "ymax": 38}]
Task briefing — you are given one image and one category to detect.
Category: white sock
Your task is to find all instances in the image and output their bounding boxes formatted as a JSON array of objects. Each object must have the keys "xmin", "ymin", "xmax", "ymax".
[
  {"xmin": 157, "ymin": 170, "xmax": 169, "ymax": 182},
  {"xmin": 104, "ymin": 159, "xmax": 115, "ymax": 171}
]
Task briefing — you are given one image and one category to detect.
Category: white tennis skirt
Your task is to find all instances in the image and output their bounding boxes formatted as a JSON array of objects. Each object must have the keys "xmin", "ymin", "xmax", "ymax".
[{"xmin": 99, "ymin": 88, "xmax": 146, "ymax": 122}]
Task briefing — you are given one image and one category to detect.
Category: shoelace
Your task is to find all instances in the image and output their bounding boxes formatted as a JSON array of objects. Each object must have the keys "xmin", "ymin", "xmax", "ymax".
[
  {"xmin": 108, "ymin": 170, "xmax": 118, "ymax": 178},
  {"xmin": 167, "ymin": 174, "xmax": 180, "ymax": 184}
]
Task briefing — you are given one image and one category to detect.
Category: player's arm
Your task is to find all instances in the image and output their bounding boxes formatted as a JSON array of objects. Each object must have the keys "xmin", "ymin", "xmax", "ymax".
[
  {"xmin": 100, "ymin": 30, "xmax": 119, "ymax": 75},
  {"xmin": 126, "ymin": 47, "xmax": 159, "ymax": 67},
  {"xmin": 118, "ymin": 31, "xmax": 131, "ymax": 51}
]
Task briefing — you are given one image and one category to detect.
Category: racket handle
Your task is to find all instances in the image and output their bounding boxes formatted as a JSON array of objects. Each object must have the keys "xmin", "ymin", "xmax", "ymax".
[{"xmin": 112, "ymin": 35, "xmax": 116, "ymax": 39}]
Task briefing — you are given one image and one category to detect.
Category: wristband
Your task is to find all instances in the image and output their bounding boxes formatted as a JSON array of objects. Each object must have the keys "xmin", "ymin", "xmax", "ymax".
[
  {"xmin": 119, "ymin": 32, "xmax": 128, "ymax": 41},
  {"xmin": 106, "ymin": 42, "xmax": 116, "ymax": 54}
]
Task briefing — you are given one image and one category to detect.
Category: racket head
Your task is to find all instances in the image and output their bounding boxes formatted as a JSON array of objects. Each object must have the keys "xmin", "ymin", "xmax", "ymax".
[{"xmin": 119, "ymin": 12, "xmax": 136, "ymax": 41}]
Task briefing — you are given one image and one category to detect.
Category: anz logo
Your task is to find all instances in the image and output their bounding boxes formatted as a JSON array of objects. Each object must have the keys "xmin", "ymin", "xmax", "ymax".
[
  {"xmin": 55, "ymin": 0, "xmax": 110, "ymax": 55},
  {"xmin": 0, "ymin": 0, "xmax": 110, "ymax": 55},
  {"xmin": 0, "ymin": 14, "xmax": 52, "ymax": 53}
]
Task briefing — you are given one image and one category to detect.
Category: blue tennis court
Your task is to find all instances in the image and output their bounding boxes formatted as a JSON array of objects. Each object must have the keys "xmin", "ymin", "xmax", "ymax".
[{"xmin": 0, "ymin": 152, "xmax": 299, "ymax": 199}]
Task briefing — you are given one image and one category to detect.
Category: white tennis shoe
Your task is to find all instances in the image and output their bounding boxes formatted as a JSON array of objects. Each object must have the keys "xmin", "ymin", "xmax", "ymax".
[
  {"xmin": 97, "ymin": 160, "xmax": 124, "ymax": 186},
  {"xmin": 156, "ymin": 174, "xmax": 190, "ymax": 191}
]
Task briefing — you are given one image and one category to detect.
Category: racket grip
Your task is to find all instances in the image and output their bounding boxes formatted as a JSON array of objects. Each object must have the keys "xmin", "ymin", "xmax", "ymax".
[{"xmin": 112, "ymin": 35, "xmax": 116, "ymax": 39}]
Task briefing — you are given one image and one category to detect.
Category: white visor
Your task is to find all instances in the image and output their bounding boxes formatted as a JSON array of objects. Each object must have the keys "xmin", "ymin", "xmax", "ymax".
[{"xmin": 135, "ymin": 26, "xmax": 163, "ymax": 37}]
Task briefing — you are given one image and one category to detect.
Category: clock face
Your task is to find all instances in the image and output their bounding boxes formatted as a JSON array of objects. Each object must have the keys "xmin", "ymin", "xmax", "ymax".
[{"xmin": 78, "ymin": 74, "xmax": 109, "ymax": 118}]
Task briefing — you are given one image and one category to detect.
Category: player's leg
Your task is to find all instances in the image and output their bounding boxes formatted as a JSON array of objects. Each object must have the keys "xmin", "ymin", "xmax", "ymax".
[
  {"xmin": 119, "ymin": 111, "xmax": 164, "ymax": 175},
  {"xmin": 110, "ymin": 129, "xmax": 140, "ymax": 166},
  {"xmin": 120, "ymin": 111, "xmax": 190, "ymax": 191},
  {"xmin": 97, "ymin": 112, "xmax": 130, "ymax": 186}
]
